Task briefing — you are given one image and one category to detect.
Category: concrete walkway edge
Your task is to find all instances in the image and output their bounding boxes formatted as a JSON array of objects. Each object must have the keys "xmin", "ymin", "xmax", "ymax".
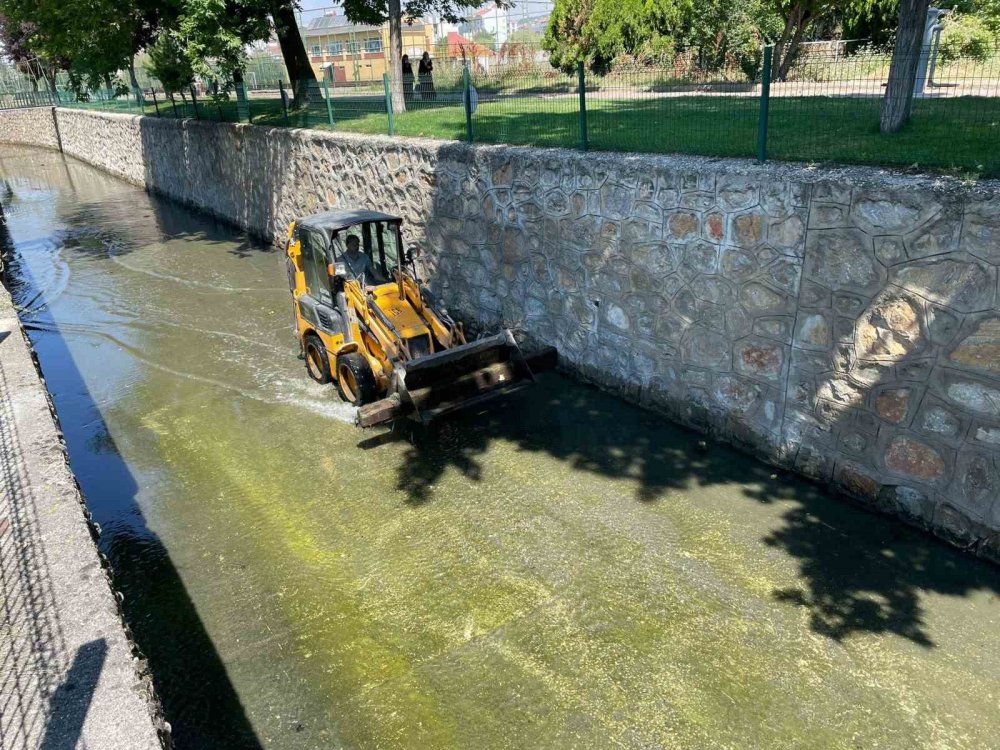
[{"xmin": 0, "ymin": 278, "xmax": 165, "ymax": 747}]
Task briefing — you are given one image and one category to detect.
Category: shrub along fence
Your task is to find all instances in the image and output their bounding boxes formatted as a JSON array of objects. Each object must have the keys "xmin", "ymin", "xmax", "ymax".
[{"xmin": 22, "ymin": 43, "xmax": 1000, "ymax": 176}]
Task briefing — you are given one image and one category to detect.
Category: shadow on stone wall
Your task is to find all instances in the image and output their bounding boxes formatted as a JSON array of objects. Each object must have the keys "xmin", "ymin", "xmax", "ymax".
[{"xmin": 414, "ymin": 146, "xmax": 1000, "ymax": 562}]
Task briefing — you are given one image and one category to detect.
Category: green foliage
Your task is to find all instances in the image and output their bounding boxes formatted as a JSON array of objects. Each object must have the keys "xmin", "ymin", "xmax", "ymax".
[
  {"xmin": 0, "ymin": 0, "xmax": 180, "ymax": 92},
  {"xmin": 175, "ymin": 0, "xmax": 271, "ymax": 82},
  {"xmin": 146, "ymin": 32, "xmax": 195, "ymax": 95},
  {"xmin": 976, "ymin": 0, "xmax": 1000, "ymax": 34},
  {"xmin": 543, "ymin": 0, "xmax": 695, "ymax": 73},
  {"xmin": 543, "ymin": 0, "xmax": 781, "ymax": 76},
  {"xmin": 341, "ymin": 0, "xmax": 493, "ymax": 25},
  {"xmin": 939, "ymin": 12, "xmax": 996, "ymax": 61}
]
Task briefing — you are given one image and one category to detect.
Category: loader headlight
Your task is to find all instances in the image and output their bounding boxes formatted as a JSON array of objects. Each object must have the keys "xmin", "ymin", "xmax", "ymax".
[{"xmin": 330, "ymin": 261, "xmax": 347, "ymax": 277}]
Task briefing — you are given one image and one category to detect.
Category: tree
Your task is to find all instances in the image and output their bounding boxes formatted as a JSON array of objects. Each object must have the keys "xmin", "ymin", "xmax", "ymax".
[
  {"xmin": 340, "ymin": 0, "xmax": 497, "ymax": 113},
  {"xmin": 146, "ymin": 31, "xmax": 195, "ymax": 97},
  {"xmin": 0, "ymin": 0, "xmax": 181, "ymax": 96},
  {"xmin": 770, "ymin": 0, "xmax": 844, "ymax": 81},
  {"xmin": 0, "ymin": 13, "xmax": 48, "ymax": 89},
  {"xmin": 880, "ymin": 0, "xmax": 931, "ymax": 132},
  {"xmin": 176, "ymin": 0, "xmax": 271, "ymax": 86},
  {"xmin": 270, "ymin": 1, "xmax": 316, "ymax": 94},
  {"xmin": 543, "ymin": 0, "xmax": 781, "ymax": 76},
  {"xmin": 543, "ymin": 0, "xmax": 694, "ymax": 73}
]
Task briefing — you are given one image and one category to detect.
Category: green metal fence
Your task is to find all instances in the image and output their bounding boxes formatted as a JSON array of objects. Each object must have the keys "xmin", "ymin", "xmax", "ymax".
[{"xmin": 15, "ymin": 43, "xmax": 1000, "ymax": 176}]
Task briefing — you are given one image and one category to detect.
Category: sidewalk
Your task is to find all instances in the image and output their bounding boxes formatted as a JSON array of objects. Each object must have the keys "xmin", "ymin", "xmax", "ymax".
[{"xmin": 0, "ymin": 284, "xmax": 163, "ymax": 749}]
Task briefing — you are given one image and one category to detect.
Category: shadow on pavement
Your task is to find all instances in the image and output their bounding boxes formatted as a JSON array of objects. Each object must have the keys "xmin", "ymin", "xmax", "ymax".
[{"xmin": 40, "ymin": 638, "xmax": 107, "ymax": 750}]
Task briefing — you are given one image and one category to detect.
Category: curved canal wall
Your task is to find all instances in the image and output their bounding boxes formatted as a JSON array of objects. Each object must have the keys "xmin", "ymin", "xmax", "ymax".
[{"xmin": 1, "ymin": 106, "xmax": 998, "ymax": 561}]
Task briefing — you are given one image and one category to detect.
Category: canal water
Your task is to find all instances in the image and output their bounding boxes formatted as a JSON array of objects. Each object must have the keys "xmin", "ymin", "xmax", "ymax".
[{"xmin": 1, "ymin": 145, "xmax": 998, "ymax": 749}]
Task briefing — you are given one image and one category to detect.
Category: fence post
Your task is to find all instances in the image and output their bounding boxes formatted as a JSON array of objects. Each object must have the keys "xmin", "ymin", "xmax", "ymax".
[
  {"xmin": 170, "ymin": 93, "xmax": 178, "ymax": 118},
  {"xmin": 383, "ymin": 73, "xmax": 395, "ymax": 136},
  {"xmin": 463, "ymin": 63, "xmax": 473, "ymax": 143},
  {"xmin": 577, "ymin": 60, "xmax": 588, "ymax": 151},
  {"xmin": 279, "ymin": 81, "xmax": 290, "ymax": 125},
  {"xmin": 150, "ymin": 88, "xmax": 161, "ymax": 117},
  {"xmin": 323, "ymin": 76, "xmax": 334, "ymax": 127},
  {"xmin": 235, "ymin": 81, "xmax": 250, "ymax": 123},
  {"xmin": 190, "ymin": 85, "xmax": 200, "ymax": 120},
  {"xmin": 756, "ymin": 45, "xmax": 772, "ymax": 164}
]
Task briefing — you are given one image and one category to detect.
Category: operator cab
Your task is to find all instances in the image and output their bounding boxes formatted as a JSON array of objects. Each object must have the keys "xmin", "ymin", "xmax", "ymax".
[{"xmin": 294, "ymin": 209, "xmax": 405, "ymax": 302}]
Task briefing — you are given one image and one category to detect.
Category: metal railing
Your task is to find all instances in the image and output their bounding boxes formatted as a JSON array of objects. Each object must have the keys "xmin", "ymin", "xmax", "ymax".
[{"xmin": 11, "ymin": 43, "xmax": 1000, "ymax": 176}]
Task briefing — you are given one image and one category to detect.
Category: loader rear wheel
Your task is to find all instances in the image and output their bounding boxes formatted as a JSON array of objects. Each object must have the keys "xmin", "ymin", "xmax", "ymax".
[
  {"xmin": 304, "ymin": 335, "xmax": 332, "ymax": 384},
  {"xmin": 336, "ymin": 352, "xmax": 377, "ymax": 406}
]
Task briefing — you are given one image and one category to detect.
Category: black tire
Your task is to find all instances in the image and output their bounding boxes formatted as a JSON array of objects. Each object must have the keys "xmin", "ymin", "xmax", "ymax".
[
  {"xmin": 303, "ymin": 334, "xmax": 332, "ymax": 384},
  {"xmin": 336, "ymin": 352, "xmax": 377, "ymax": 406}
]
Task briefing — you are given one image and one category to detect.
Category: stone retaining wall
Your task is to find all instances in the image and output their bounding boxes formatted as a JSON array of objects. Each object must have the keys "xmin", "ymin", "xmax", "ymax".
[
  {"xmin": 0, "ymin": 106, "xmax": 60, "ymax": 150},
  {"xmin": 2, "ymin": 106, "xmax": 998, "ymax": 560}
]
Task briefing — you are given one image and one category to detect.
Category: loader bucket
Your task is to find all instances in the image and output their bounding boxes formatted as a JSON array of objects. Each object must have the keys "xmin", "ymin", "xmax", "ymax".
[{"xmin": 357, "ymin": 330, "xmax": 535, "ymax": 427}]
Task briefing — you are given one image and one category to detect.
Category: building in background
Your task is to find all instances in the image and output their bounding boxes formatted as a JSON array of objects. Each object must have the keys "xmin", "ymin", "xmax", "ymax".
[
  {"xmin": 303, "ymin": 11, "xmax": 434, "ymax": 84},
  {"xmin": 458, "ymin": 3, "xmax": 511, "ymax": 46}
]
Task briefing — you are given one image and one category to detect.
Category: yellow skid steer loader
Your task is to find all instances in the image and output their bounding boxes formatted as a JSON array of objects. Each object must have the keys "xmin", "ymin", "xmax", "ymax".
[{"xmin": 285, "ymin": 209, "xmax": 539, "ymax": 427}]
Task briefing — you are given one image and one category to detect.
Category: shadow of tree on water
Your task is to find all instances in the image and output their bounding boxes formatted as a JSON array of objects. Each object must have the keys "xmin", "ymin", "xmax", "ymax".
[{"xmin": 362, "ymin": 372, "xmax": 999, "ymax": 649}]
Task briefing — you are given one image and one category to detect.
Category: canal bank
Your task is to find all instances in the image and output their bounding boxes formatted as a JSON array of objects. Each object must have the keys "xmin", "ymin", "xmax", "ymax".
[{"xmin": 0, "ymin": 242, "xmax": 163, "ymax": 744}]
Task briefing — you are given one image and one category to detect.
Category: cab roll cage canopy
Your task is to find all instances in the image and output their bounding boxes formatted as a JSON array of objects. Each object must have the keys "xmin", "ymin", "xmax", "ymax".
[{"xmin": 297, "ymin": 209, "xmax": 404, "ymax": 276}]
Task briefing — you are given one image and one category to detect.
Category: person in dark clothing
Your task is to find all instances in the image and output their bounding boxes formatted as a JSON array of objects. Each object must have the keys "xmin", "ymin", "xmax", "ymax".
[
  {"xmin": 417, "ymin": 52, "xmax": 436, "ymax": 101},
  {"xmin": 401, "ymin": 54, "xmax": 414, "ymax": 102}
]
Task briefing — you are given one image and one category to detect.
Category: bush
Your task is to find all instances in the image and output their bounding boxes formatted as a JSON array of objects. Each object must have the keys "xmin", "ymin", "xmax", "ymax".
[{"xmin": 939, "ymin": 14, "xmax": 996, "ymax": 63}]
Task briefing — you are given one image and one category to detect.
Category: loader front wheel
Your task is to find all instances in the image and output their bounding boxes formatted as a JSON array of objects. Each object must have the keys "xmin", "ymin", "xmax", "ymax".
[
  {"xmin": 336, "ymin": 352, "xmax": 377, "ymax": 406},
  {"xmin": 304, "ymin": 335, "xmax": 332, "ymax": 384}
]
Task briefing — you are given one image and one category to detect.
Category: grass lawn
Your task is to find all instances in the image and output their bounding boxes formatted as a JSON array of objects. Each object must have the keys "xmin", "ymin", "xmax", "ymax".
[{"xmin": 62, "ymin": 91, "xmax": 1000, "ymax": 177}]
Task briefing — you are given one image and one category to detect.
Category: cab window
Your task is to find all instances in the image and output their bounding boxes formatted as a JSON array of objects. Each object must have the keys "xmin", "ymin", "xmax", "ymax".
[
  {"xmin": 373, "ymin": 221, "xmax": 401, "ymax": 274},
  {"xmin": 300, "ymin": 227, "xmax": 331, "ymax": 305}
]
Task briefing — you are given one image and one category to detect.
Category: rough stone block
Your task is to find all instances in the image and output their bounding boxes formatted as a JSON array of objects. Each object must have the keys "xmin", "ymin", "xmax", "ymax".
[
  {"xmin": 804, "ymin": 228, "xmax": 882, "ymax": 294},
  {"xmin": 883, "ymin": 434, "xmax": 949, "ymax": 485},
  {"xmin": 891, "ymin": 254, "xmax": 996, "ymax": 314},
  {"xmin": 730, "ymin": 211, "xmax": 765, "ymax": 247},
  {"xmin": 733, "ymin": 337, "xmax": 785, "ymax": 383},
  {"xmin": 961, "ymin": 199, "xmax": 1000, "ymax": 263},
  {"xmin": 872, "ymin": 386, "xmax": 916, "ymax": 425},
  {"xmin": 794, "ymin": 312, "xmax": 833, "ymax": 351},
  {"xmin": 809, "ymin": 202, "xmax": 850, "ymax": 229},
  {"xmin": 948, "ymin": 315, "xmax": 1000, "ymax": 376},
  {"xmin": 855, "ymin": 291, "xmax": 925, "ymax": 361}
]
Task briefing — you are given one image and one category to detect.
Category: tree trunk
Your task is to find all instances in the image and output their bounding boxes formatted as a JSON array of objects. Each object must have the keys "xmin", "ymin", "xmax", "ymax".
[
  {"xmin": 771, "ymin": 10, "xmax": 796, "ymax": 82},
  {"xmin": 387, "ymin": 0, "xmax": 406, "ymax": 113},
  {"xmin": 880, "ymin": 0, "xmax": 931, "ymax": 133},
  {"xmin": 271, "ymin": 1, "xmax": 316, "ymax": 103},
  {"xmin": 128, "ymin": 58, "xmax": 140, "ymax": 90},
  {"xmin": 776, "ymin": 11, "xmax": 810, "ymax": 81},
  {"xmin": 771, "ymin": 5, "xmax": 810, "ymax": 82}
]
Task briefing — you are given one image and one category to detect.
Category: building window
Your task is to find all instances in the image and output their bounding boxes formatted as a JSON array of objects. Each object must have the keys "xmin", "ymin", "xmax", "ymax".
[
  {"xmin": 365, "ymin": 38, "xmax": 382, "ymax": 52},
  {"xmin": 327, "ymin": 41, "xmax": 342, "ymax": 55},
  {"xmin": 346, "ymin": 40, "xmax": 359, "ymax": 54},
  {"xmin": 310, "ymin": 44, "xmax": 321, "ymax": 57}
]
